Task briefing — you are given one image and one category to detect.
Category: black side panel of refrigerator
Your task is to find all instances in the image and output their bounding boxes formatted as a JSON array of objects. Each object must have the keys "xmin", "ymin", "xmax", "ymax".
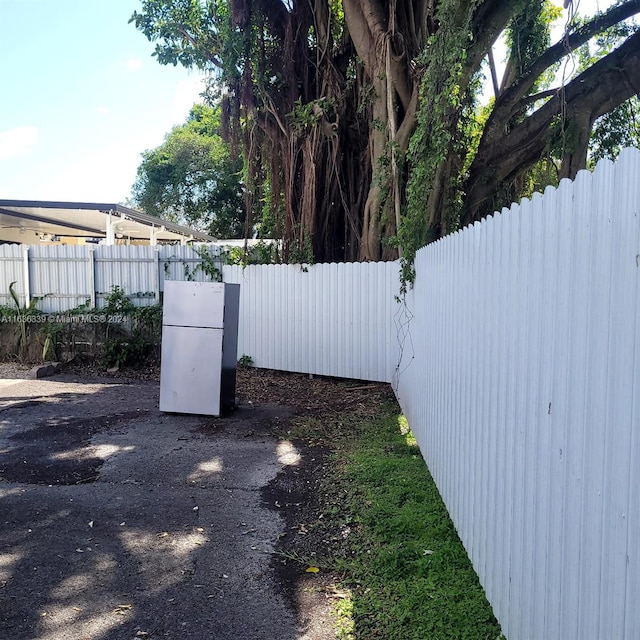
[{"xmin": 220, "ymin": 283, "xmax": 240, "ymax": 410}]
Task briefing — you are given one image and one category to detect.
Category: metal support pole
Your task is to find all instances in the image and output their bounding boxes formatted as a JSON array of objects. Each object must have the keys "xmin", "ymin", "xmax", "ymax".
[
  {"xmin": 154, "ymin": 246, "xmax": 161, "ymax": 304},
  {"xmin": 106, "ymin": 210, "xmax": 115, "ymax": 245}
]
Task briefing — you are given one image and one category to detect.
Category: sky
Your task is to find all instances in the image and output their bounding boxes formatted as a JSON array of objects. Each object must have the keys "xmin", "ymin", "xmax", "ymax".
[
  {"xmin": 0, "ymin": 0, "xmax": 208, "ymax": 203},
  {"xmin": 0, "ymin": 0, "xmax": 615, "ymax": 206}
]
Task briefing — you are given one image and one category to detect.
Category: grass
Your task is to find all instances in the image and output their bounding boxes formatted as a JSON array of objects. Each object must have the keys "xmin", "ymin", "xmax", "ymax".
[{"xmin": 292, "ymin": 405, "xmax": 504, "ymax": 640}]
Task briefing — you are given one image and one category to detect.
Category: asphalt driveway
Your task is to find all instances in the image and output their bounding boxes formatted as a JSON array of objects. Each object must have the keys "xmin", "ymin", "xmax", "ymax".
[{"xmin": 0, "ymin": 373, "xmax": 331, "ymax": 640}]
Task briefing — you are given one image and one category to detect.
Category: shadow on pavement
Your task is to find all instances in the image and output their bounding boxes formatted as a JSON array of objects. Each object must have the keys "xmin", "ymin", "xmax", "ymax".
[{"xmin": 0, "ymin": 374, "xmax": 318, "ymax": 640}]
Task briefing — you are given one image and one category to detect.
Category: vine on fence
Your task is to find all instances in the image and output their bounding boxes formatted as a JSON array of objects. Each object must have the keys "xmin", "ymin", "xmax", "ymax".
[{"xmin": 162, "ymin": 245, "xmax": 223, "ymax": 282}]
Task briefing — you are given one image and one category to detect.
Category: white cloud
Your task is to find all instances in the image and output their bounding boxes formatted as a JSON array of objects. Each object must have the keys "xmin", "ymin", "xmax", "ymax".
[
  {"xmin": 125, "ymin": 58, "xmax": 143, "ymax": 71},
  {"xmin": 96, "ymin": 107, "xmax": 110, "ymax": 116},
  {"xmin": 0, "ymin": 126, "xmax": 39, "ymax": 160}
]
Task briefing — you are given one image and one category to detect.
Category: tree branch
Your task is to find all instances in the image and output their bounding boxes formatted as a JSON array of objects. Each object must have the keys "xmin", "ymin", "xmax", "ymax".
[
  {"xmin": 467, "ymin": 0, "xmax": 529, "ymax": 76},
  {"xmin": 519, "ymin": 88, "xmax": 559, "ymax": 107},
  {"xmin": 342, "ymin": 0, "xmax": 388, "ymax": 68},
  {"xmin": 343, "ymin": 0, "xmax": 413, "ymax": 109},
  {"xmin": 464, "ymin": 28, "xmax": 640, "ymax": 224},
  {"xmin": 487, "ymin": 46, "xmax": 500, "ymax": 98},
  {"xmin": 503, "ymin": 0, "xmax": 640, "ymax": 108},
  {"xmin": 478, "ymin": 0, "xmax": 640, "ymax": 163}
]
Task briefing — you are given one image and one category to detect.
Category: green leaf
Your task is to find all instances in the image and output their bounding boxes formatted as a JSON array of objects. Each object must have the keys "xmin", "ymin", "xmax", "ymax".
[{"xmin": 9, "ymin": 281, "xmax": 21, "ymax": 311}]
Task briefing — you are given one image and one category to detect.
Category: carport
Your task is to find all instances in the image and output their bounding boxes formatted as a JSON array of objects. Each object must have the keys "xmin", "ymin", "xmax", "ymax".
[{"xmin": 0, "ymin": 200, "xmax": 215, "ymax": 245}]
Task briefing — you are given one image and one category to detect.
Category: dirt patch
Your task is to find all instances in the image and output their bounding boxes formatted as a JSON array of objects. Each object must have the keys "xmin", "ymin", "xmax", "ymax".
[
  {"xmin": 0, "ymin": 361, "xmax": 31, "ymax": 379},
  {"xmin": 247, "ymin": 369, "xmax": 395, "ymax": 636}
]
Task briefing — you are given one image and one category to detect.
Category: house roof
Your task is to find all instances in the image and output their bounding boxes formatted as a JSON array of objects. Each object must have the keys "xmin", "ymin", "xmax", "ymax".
[{"xmin": 0, "ymin": 199, "xmax": 216, "ymax": 244}]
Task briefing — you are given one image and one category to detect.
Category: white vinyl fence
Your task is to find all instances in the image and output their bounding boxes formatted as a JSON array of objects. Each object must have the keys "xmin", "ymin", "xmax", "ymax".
[
  {"xmin": 223, "ymin": 261, "xmax": 400, "ymax": 382},
  {"xmin": 0, "ymin": 244, "xmax": 222, "ymax": 312},
  {"xmin": 394, "ymin": 148, "xmax": 640, "ymax": 640},
  {"xmin": 0, "ymin": 242, "xmax": 400, "ymax": 382}
]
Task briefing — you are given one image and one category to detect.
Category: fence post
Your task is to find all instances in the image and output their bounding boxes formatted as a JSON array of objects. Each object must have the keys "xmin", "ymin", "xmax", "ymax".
[
  {"xmin": 22, "ymin": 245, "xmax": 30, "ymax": 307},
  {"xmin": 88, "ymin": 246, "xmax": 96, "ymax": 309},
  {"xmin": 154, "ymin": 246, "xmax": 161, "ymax": 303}
]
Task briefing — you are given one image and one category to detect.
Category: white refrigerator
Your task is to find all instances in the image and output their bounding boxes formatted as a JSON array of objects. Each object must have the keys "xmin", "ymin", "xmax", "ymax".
[{"xmin": 159, "ymin": 280, "xmax": 240, "ymax": 416}]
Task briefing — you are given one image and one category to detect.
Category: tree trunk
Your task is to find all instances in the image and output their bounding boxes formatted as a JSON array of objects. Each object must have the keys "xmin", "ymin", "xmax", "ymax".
[{"xmin": 360, "ymin": 76, "xmax": 387, "ymax": 261}]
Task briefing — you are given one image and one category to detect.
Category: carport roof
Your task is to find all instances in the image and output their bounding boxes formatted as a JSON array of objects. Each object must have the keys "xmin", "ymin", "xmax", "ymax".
[{"xmin": 0, "ymin": 199, "xmax": 216, "ymax": 244}]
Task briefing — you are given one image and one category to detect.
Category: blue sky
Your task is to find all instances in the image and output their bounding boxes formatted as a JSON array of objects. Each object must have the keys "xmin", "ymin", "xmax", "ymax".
[
  {"xmin": 0, "ymin": 0, "xmax": 611, "ymax": 206},
  {"xmin": 0, "ymin": 0, "xmax": 207, "ymax": 203}
]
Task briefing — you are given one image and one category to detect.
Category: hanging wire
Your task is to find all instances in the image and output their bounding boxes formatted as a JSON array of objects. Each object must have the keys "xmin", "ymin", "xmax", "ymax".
[{"xmin": 393, "ymin": 292, "xmax": 415, "ymax": 394}]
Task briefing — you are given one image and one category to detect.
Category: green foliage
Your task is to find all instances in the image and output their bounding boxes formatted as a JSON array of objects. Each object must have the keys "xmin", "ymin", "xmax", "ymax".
[
  {"xmin": 0, "ymin": 304, "xmax": 15, "ymax": 320},
  {"xmin": 402, "ymin": 1, "xmax": 479, "ymax": 290},
  {"xmin": 164, "ymin": 241, "xmax": 277, "ymax": 280},
  {"xmin": 506, "ymin": 2, "xmax": 560, "ymax": 90},
  {"xmin": 130, "ymin": 0, "xmax": 227, "ymax": 70},
  {"xmin": 516, "ymin": 10, "xmax": 640, "ymax": 186},
  {"xmin": 0, "ymin": 285, "xmax": 162, "ymax": 367},
  {"xmin": 254, "ymin": 240, "xmax": 277, "ymax": 265},
  {"xmin": 133, "ymin": 304, "xmax": 163, "ymax": 342},
  {"xmin": 290, "ymin": 97, "xmax": 336, "ymax": 135},
  {"xmin": 222, "ymin": 240, "xmax": 277, "ymax": 266},
  {"xmin": 401, "ymin": 0, "xmax": 639, "ymax": 289},
  {"xmin": 220, "ymin": 247, "xmax": 245, "ymax": 266},
  {"xmin": 41, "ymin": 333, "xmax": 54, "ymax": 362},
  {"xmin": 164, "ymin": 245, "xmax": 224, "ymax": 281},
  {"xmin": 103, "ymin": 285, "xmax": 137, "ymax": 317},
  {"xmin": 131, "ymin": 103, "xmax": 245, "ymax": 238},
  {"xmin": 101, "ymin": 337, "xmax": 146, "ymax": 370},
  {"xmin": 38, "ymin": 320, "xmax": 64, "ymax": 363},
  {"xmin": 38, "ymin": 300, "xmax": 94, "ymax": 362},
  {"xmin": 237, "ymin": 354, "xmax": 253, "ymax": 367},
  {"xmin": 194, "ymin": 244, "xmax": 223, "ymax": 280},
  {"xmin": 286, "ymin": 234, "xmax": 315, "ymax": 266},
  {"xmin": 590, "ymin": 99, "xmax": 640, "ymax": 164},
  {"xmin": 7, "ymin": 281, "xmax": 43, "ymax": 360},
  {"xmin": 130, "ymin": 0, "xmax": 369, "ymax": 264},
  {"xmin": 100, "ymin": 287, "xmax": 162, "ymax": 370},
  {"xmin": 309, "ymin": 408, "xmax": 502, "ymax": 639},
  {"xmin": 0, "ymin": 294, "xmax": 95, "ymax": 362}
]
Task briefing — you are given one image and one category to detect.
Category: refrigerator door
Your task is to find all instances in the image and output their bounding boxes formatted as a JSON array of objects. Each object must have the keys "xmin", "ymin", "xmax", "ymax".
[
  {"xmin": 163, "ymin": 281, "xmax": 225, "ymax": 329},
  {"xmin": 159, "ymin": 325, "xmax": 223, "ymax": 415}
]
